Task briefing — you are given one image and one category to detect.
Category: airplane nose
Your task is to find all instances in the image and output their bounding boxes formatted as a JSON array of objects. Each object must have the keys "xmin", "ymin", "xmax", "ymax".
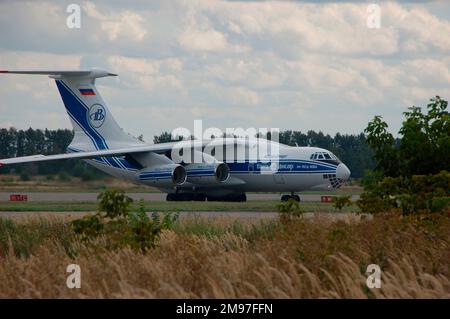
[{"xmin": 336, "ymin": 163, "xmax": 351, "ymax": 181}]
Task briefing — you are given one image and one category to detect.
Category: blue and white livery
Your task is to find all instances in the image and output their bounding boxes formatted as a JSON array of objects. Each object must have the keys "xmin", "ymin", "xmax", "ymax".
[{"xmin": 0, "ymin": 69, "xmax": 350, "ymax": 201}]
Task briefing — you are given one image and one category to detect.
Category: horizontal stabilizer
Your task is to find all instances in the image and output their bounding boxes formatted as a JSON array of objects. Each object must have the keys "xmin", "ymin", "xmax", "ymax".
[{"xmin": 0, "ymin": 69, "xmax": 117, "ymax": 79}]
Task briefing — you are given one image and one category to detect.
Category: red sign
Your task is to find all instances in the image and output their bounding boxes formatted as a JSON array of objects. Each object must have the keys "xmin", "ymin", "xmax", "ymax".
[
  {"xmin": 10, "ymin": 194, "xmax": 28, "ymax": 201},
  {"xmin": 321, "ymin": 195, "xmax": 333, "ymax": 203}
]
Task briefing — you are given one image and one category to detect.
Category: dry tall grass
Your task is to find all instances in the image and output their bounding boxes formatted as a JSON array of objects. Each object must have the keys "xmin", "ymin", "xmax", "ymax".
[{"xmin": 0, "ymin": 213, "xmax": 449, "ymax": 298}]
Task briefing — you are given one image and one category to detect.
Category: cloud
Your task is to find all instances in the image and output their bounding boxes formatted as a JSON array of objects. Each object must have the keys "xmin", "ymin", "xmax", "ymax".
[
  {"xmin": 0, "ymin": 0, "xmax": 449, "ymax": 138},
  {"xmin": 83, "ymin": 2, "xmax": 147, "ymax": 42},
  {"xmin": 179, "ymin": 28, "xmax": 228, "ymax": 52}
]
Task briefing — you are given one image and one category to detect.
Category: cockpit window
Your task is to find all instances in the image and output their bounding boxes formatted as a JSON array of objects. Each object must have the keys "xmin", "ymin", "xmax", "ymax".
[{"xmin": 310, "ymin": 151, "xmax": 341, "ymax": 164}]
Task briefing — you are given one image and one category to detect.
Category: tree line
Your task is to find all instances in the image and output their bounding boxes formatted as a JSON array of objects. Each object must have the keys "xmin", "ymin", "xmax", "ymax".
[
  {"xmin": 0, "ymin": 127, "xmax": 375, "ymax": 179},
  {"xmin": 0, "ymin": 128, "xmax": 102, "ymax": 180}
]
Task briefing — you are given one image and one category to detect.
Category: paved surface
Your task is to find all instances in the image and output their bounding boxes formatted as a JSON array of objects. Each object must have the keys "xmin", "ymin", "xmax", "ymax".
[{"xmin": 0, "ymin": 192, "xmax": 359, "ymax": 202}]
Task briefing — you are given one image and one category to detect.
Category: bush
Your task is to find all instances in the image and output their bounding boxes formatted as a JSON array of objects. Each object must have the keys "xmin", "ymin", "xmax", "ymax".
[
  {"xmin": 72, "ymin": 189, "xmax": 161, "ymax": 251},
  {"xmin": 357, "ymin": 171, "xmax": 450, "ymax": 215},
  {"xmin": 19, "ymin": 173, "xmax": 30, "ymax": 181},
  {"xmin": 71, "ymin": 215, "xmax": 104, "ymax": 240},
  {"xmin": 58, "ymin": 171, "xmax": 71, "ymax": 182},
  {"xmin": 80, "ymin": 170, "xmax": 96, "ymax": 181},
  {"xmin": 365, "ymin": 96, "xmax": 449, "ymax": 177},
  {"xmin": 97, "ymin": 189, "xmax": 133, "ymax": 219},
  {"xmin": 71, "ymin": 190, "xmax": 176, "ymax": 252},
  {"xmin": 332, "ymin": 195, "xmax": 352, "ymax": 211},
  {"xmin": 277, "ymin": 199, "xmax": 303, "ymax": 223}
]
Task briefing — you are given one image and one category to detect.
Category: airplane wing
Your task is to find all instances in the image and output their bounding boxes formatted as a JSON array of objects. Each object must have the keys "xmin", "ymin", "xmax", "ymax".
[
  {"xmin": 0, "ymin": 138, "xmax": 254, "ymax": 166},
  {"xmin": 0, "ymin": 143, "xmax": 177, "ymax": 166}
]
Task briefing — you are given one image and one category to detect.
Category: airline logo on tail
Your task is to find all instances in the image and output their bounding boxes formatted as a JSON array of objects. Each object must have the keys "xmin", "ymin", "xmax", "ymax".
[{"xmin": 89, "ymin": 104, "xmax": 106, "ymax": 128}]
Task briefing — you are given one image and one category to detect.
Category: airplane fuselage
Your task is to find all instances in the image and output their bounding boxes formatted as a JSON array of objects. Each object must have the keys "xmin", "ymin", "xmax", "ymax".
[{"xmin": 82, "ymin": 138, "xmax": 351, "ymax": 197}]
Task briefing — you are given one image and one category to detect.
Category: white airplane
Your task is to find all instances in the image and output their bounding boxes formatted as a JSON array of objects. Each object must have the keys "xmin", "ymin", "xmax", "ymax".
[{"xmin": 0, "ymin": 69, "xmax": 350, "ymax": 201}]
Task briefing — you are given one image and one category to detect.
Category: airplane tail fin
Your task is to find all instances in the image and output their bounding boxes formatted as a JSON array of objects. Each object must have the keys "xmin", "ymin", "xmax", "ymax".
[{"xmin": 0, "ymin": 69, "xmax": 142, "ymax": 151}]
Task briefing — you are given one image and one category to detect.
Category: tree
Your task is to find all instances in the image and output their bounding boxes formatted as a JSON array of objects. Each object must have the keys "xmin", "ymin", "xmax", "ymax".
[
  {"xmin": 364, "ymin": 96, "xmax": 449, "ymax": 178},
  {"xmin": 364, "ymin": 116, "xmax": 399, "ymax": 177},
  {"xmin": 153, "ymin": 131, "xmax": 183, "ymax": 144}
]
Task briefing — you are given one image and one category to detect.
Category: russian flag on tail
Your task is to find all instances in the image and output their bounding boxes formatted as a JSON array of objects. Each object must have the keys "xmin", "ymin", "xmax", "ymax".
[{"xmin": 79, "ymin": 88, "xmax": 95, "ymax": 96}]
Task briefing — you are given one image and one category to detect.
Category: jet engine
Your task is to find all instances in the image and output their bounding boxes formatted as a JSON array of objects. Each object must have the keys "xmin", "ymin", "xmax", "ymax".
[
  {"xmin": 181, "ymin": 150, "xmax": 230, "ymax": 184},
  {"xmin": 138, "ymin": 164, "xmax": 187, "ymax": 187},
  {"xmin": 185, "ymin": 161, "xmax": 230, "ymax": 184}
]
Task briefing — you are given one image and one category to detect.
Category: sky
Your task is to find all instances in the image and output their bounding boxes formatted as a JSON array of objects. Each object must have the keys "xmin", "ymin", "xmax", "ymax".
[{"xmin": 0, "ymin": 0, "xmax": 449, "ymax": 141}]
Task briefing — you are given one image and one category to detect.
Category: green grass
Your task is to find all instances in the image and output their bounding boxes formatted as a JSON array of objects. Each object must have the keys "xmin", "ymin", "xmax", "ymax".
[
  {"xmin": 0, "ymin": 201, "xmax": 98, "ymax": 212},
  {"xmin": 299, "ymin": 190, "xmax": 362, "ymax": 195},
  {"xmin": 0, "ymin": 217, "xmax": 76, "ymax": 257},
  {"xmin": 0, "ymin": 186, "xmax": 156, "ymax": 193},
  {"xmin": 0, "ymin": 200, "xmax": 359, "ymax": 213}
]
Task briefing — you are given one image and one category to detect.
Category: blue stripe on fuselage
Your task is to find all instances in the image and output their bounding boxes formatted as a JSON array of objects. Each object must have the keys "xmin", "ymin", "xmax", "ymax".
[
  {"xmin": 227, "ymin": 160, "xmax": 336, "ymax": 174},
  {"xmin": 67, "ymin": 147, "xmax": 139, "ymax": 171}
]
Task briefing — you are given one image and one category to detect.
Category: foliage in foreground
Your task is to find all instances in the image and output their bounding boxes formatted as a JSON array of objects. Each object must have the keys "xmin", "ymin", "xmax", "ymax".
[
  {"xmin": 277, "ymin": 199, "xmax": 304, "ymax": 223},
  {"xmin": 365, "ymin": 96, "xmax": 449, "ymax": 178},
  {"xmin": 362, "ymin": 96, "xmax": 449, "ymax": 216},
  {"xmin": 332, "ymin": 195, "xmax": 352, "ymax": 211},
  {"xmin": 71, "ymin": 189, "xmax": 178, "ymax": 252},
  {"xmin": 0, "ymin": 213, "xmax": 448, "ymax": 298},
  {"xmin": 357, "ymin": 171, "xmax": 450, "ymax": 215}
]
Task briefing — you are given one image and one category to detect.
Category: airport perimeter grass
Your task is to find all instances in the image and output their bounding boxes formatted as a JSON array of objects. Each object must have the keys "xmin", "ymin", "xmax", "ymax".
[
  {"xmin": 0, "ymin": 200, "xmax": 358, "ymax": 213},
  {"xmin": 0, "ymin": 213, "xmax": 448, "ymax": 298}
]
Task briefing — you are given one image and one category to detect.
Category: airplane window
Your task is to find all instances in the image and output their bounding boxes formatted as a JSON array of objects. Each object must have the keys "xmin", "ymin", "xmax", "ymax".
[
  {"xmin": 311, "ymin": 151, "xmax": 341, "ymax": 163},
  {"xmin": 331, "ymin": 153, "xmax": 340, "ymax": 161}
]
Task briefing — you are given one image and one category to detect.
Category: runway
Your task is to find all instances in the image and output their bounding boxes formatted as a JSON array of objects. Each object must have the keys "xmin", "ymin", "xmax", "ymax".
[{"xmin": 0, "ymin": 192, "xmax": 359, "ymax": 202}]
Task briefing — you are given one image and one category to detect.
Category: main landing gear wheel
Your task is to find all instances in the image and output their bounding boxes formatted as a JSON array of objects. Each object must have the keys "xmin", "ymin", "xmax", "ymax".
[
  {"xmin": 206, "ymin": 193, "xmax": 247, "ymax": 202},
  {"xmin": 281, "ymin": 194, "xmax": 300, "ymax": 202}
]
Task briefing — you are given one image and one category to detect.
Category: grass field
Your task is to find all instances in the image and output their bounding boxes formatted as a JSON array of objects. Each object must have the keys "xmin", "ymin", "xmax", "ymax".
[
  {"xmin": 0, "ymin": 213, "xmax": 448, "ymax": 298},
  {"xmin": 0, "ymin": 200, "xmax": 359, "ymax": 213},
  {"xmin": 0, "ymin": 175, "xmax": 155, "ymax": 193}
]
